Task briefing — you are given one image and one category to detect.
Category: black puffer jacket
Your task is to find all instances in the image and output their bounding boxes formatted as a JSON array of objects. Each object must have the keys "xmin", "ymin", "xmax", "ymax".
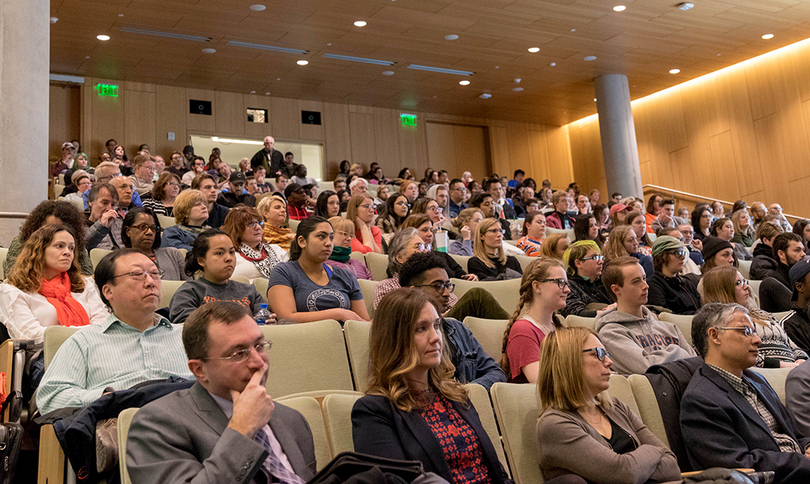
[{"xmin": 560, "ymin": 274, "xmax": 613, "ymax": 318}]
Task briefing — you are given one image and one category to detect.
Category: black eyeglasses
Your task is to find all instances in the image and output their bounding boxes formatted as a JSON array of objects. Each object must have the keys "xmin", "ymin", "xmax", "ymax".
[
  {"xmin": 130, "ymin": 224, "xmax": 159, "ymax": 233},
  {"xmin": 419, "ymin": 282, "xmax": 456, "ymax": 294},
  {"xmin": 202, "ymin": 341, "xmax": 272, "ymax": 363},
  {"xmin": 583, "ymin": 347, "xmax": 610, "ymax": 362},
  {"xmin": 541, "ymin": 278, "xmax": 569, "ymax": 289}
]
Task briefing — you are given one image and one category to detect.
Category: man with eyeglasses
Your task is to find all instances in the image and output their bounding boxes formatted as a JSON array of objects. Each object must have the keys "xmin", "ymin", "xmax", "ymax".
[
  {"xmin": 448, "ymin": 179, "xmax": 468, "ymax": 218},
  {"xmin": 37, "ymin": 249, "xmax": 193, "ymax": 415},
  {"xmin": 127, "ymin": 301, "xmax": 316, "ymax": 484},
  {"xmin": 85, "ymin": 183, "xmax": 123, "ymax": 250},
  {"xmin": 129, "ymin": 154, "xmax": 157, "ymax": 196},
  {"xmin": 85, "ymin": 161, "xmax": 143, "ymax": 210},
  {"xmin": 595, "ymin": 256, "xmax": 696, "ymax": 376},
  {"xmin": 681, "ymin": 303, "xmax": 810, "ymax": 483},
  {"xmin": 398, "ymin": 252, "xmax": 507, "ymax": 391},
  {"xmin": 182, "ymin": 156, "xmax": 206, "ymax": 186}
]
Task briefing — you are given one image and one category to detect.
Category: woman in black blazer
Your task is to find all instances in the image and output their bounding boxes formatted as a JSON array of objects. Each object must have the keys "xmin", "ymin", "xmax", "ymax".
[{"xmin": 351, "ymin": 287, "xmax": 513, "ymax": 484}]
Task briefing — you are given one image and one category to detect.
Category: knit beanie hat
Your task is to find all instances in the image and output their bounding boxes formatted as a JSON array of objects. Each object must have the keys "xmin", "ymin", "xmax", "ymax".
[{"xmin": 702, "ymin": 236, "xmax": 733, "ymax": 262}]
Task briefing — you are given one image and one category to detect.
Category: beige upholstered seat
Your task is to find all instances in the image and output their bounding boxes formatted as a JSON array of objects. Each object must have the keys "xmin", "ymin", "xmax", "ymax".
[
  {"xmin": 343, "ymin": 319, "xmax": 371, "ymax": 391},
  {"xmin": 462, "ymin": 317, "xmax": 509, "ymax": 362},
  {"xmin": 467, "ymin": 383, "xmax": 509, "ymax": 475},
  {"xmin": 322, "ymin": 392, "xmax": 362, "ymax": 456},
  {"xmin": 545, "ymin": 227, "xmax": 575, "ymax": 241},
  {"xmin": 44, "ymin": 325, "xmax": 81, "ymax": 369},
  {"xmin": 349, "ymin": 251, "xmax": 365, "ymax": 262},
  {"xmin": 449, "ymin": 254, "xmax": 471, "ymax": 272},
  {"xmin": 490, "ymin": 382, "xmax": 541, "ymax": 484},
  {"xmin": 357, "ymin": 279, "xmax": 377, "ymax": 319},
  {"xmin": 452, "ymin": 277, "xmax": 521, "ymax": 315},
  {"xmin": 364, "ymin": 252, "xmax": 388, "ymax": 282},
  {"xmin": 260, "ymin": 320, "xmax": 354, "ymax": 398},
  {"xmin": 90, "ymin": 248, "xmax": 113, "ymax": 270},
  {"xmin": 748, "ymin": 279, "xmax": 762, "ymax": 299},
  {"xmin": 608, "ymin": 374, "xmax": 640, "ymax": 416},
  {"xmin": 276, "ymin": 395, "xmax": 332, "ymax": 469},
  {"xmin": 159, "ymin": 280, "xmax": 185, "ymax": 310},
  {"xmin": 0, "ymin": 246, "xmax": 7, "ymax": 280},
  {"xmin": 565, "ymin": 314, "xmax": 597, "ymax": 331},
  {"xmin": 752, "ymin": 367, "xmax": 791, "ymax": 404},
  {"xmin": 230, "ymin": 275, "xmax": 250, "ymax": 284},
  {"xmin": 628, "ymin": 374, "xmax": 670, "ymax": 447},
  {"xmin": 118, "ymin": 407, "xmax": 138, "ymax": 484},
  {"xmin": 288, "ymin": 219, "xmax": 300, "ymax": 233},
  {"xmin": 157, "ymin": 214, "xmax": 175, "ymax": 228},
  {"xmin": 252, "ymin": 277, "xmax": 269, "ymax": 300},
  {"xmin": 514, "ymin": 254, "xmax": 536, "ymax": 273},
  {"xmin": 658, "ymin": 313, "xmax": 694, "ymax": 346},
  {"xmin": 738, "ymin": 259, "xmax": 752, "ymax": 279}
]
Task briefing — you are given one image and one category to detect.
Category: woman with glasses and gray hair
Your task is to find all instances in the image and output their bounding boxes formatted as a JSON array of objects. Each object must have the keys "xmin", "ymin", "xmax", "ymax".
[
  {"xmin": 372, "ymin": 228, "xmax": 431, "ymax": 309},
  {"xmin": 222, "ymin": 206, "xmax": 288, "ymax": 283}
]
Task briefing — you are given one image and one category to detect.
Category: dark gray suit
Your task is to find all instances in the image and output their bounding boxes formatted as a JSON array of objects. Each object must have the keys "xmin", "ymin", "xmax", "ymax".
[
  {"xmin": 127, "ymin": 382, "xmax": 316, "ymax": 484},
  {"xmin": 786, "ymin": 360, "xmax": 810, "ymax": 438}
]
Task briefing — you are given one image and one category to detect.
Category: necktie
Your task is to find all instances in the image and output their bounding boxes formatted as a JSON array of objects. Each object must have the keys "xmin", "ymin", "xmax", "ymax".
[{"xmin": 253, "ymin": 427, "xmax": 305, "ymax": 484}]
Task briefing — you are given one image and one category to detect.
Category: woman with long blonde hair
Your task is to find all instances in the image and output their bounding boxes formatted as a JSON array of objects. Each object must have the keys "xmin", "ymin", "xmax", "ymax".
[
  {"xmin": 602, "ymin": 225, "xmax": 654, "ymax": 277},
  {"xmin": 468, "ymin": 217, "xmax": 522, "ymax": 281},
  {"xmin": 352, "ymin": 287, "xmax": 512, "ymax": 483},
  {"xmin": 539, "ymin": 232, "xmax": 570, "ymax": 261}
]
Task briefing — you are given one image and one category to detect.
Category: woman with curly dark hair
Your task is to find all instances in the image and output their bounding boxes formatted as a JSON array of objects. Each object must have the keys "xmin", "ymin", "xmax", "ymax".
[{"xmin": 4, "ymin": 200, "xmax": 93, "ymax": 276}]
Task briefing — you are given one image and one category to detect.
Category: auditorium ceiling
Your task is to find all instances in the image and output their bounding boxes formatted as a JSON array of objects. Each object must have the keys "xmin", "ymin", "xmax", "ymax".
[{"xmin": 49, "ymin": 0, "xmax": 810, "ymax": 125}]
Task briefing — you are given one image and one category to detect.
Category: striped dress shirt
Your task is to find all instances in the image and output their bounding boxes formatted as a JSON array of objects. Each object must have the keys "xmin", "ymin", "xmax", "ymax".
[{"xmin": 36, "ymin": 312, "xmax": 194, "ymax": 415}]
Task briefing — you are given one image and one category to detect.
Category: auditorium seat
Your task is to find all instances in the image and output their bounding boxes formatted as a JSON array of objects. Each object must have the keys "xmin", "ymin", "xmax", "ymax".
[
  {"xmin": 0, "ymin": 246, "xmax": 7, "ymax": 280},
  {"xmin": 364, "ymin": 252, "xmax": 388, "ymax": 281},
  {"xmin": 452, "ymin": 277, "xmax": 520, "ymax": 314},
  {"xmin": 545, "ymin": 227, "xmax": 575, "ymax": 241},
  {"xmin": 320, "ymin": 181, "xmax": 335, "ymax": 192},
  {"xmin": 738, "ymin": 259, "xmax": 752, "ymax": 279},
  {"xmin": 322, "ymin": 392, "xmax": 362, "ymax": 456},
  {"xmin": 343, "ymin": 319, "xmax": 371, "ymax": 391},
  {"xmin": 44, "ymin": 325, "xmax": 80, "ymax": 369},
  {"xmin": 467, "ymin": 383, "xmax": 509, "ymax": 475},
  {"xmin": 462, "ymin": 317, "xmax": 509, "ymax": 362},
  {"xmin": 252, "ymin": 277, "xmax": 269, "ymax": 300},
  {"xmin": 276, "ymin": 395, "xmax": 332, "ymax": 470},
  {"xmin": 357, "ymin": 279, "xmax": 377, "ymax": 319},
  {"xmin": 627, "ymin": 374, "xmax": 670, "ymax": 447},
  {"xmin": 90, "ymin": 248, "xmax": 112, "ymax": 269},
  {"xmin": 657, "ymin": 313, "xmax": 694, "ymax": 346},
  {"xmin": 514, "ymin": 254, "xmax": 536, "ymax": 273},
  {"xmin": 564, "ymin": 314, "xmax": 597, "ymax": 331},
  {"xmin": 349, "ymin": 251, "xmax": 366, "ymax": 263},
  {"xmin": 752, "ymin": 367, "xmax": 791, "ymax": 404},
  {"xmin": 449, "ymin": 254, "xmax": 471, "ymax": 272},
  {"xmin": 288, "ymin": 219, "xmax": 300, "ymax": 233},
  {"xmin": 118, "ymin": 407, "xmax": 138, "ymax": 484},
  {"xmin": 748, "ymin": 279, "xmax": 761, "ymax": 299},
  {"xmin": 157, "ymin": 214, "xmax": 175, "ymax": 229},
  {"xmin": 159, "ymin": 280, "xmax": 185, "ymax": 310},
  {"xmin": 490, "ymin": 382, "xmax": 542, "ymax": 484}
]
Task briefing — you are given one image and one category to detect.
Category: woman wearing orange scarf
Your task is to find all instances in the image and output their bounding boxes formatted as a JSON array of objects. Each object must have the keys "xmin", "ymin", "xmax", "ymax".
[{"xmin": 0, "ymin": 225, "xmax": 107, "ymax": 344}]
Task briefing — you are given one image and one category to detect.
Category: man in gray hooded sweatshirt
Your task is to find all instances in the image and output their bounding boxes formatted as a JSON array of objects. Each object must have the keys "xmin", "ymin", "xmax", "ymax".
[{"xmin": 595, "ymin": 256, "xmax": 697, "ymax": 375}]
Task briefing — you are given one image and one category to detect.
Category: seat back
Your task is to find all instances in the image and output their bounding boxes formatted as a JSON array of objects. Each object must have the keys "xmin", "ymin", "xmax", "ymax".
[
  {"xmin": 253, "ymin": 277, "xmax": 269, "ymax": 300},
  {"xmin": 449, "ymin": 254, "xmax": 471, "ymax": 272},
  {"xmin": 658, "ymin": 313, "xmax": 694, "ymax": 346},
  {"xmin": 607, "ymin": 374, "xmax": 640, "ymax": 416},
  {"xmin": 343, "ymin": 320, "xmax": 372, "ymax": 392},
  {"xmin": 364, "ymin": 252, "xmax": 388, "ymax": 282},
  {"xmin": 490, "ymin": 382, "xmax": 541, "ymax": 484},
  {"xmin": 738, "ymin": 259, "xmax": 752, "ymax": 279},
  {"xmin": 44, "ymin": 326, "xmax": 81, "ymax": 369},
  {"xmin": 627, "ymin": 374, "xmax": 669, "ymax": 447},
  {"xmin": 260, "ymin": 320, "xmax": 354, "ymax": 397},
  {"xmin": 546, "ymin": 227, "xmax": 575, "ymax": 241},
  {"xmin": 288, "ymin": 219, "xmax": 300, "ymax": 233},
  {"xmin": 159, "ymin": 280, "xmax": 185, "ymax": 310},
  {"xmin": 90, "ymin": 248, "xmax": 112, "ymax": 270},
  {"xmin": 276, "ymin": 395, "xmax": 332, "ymax": 469},
  {"xmin": 320, "ymin": 181, "xmax": 335, "ymax": 192},
  {"xmin": 564, "ymin": 315, "xmax": 597, "ymax": 331},
  {"xmin": 752, "ymin": 367, "xmax": 791, "ymax": 404},
  {"xmin": 118, "ymin": 407, "xmax": 138, "ymax": 484},
  {"xmin": 748, "ymin": 279, "xmax": 762, "ymax": 298},
  {"xmin": 322, "ymin": 393, "xmax": 362, "ymax": 456},
  {"xmin": 357, "ymin": 279, "xmax": 377, "ymax": 319},
  {"xmin": 462, "ymin": 317, "xmax": 509, "ymax": 362},
  {"xmin": 157, "ymin": 214, "xmax": 175, "ymax": 228},
  {"xmin": 467, "ymin": 383, "xmax": 509, "ymax": 475},
  {"xmin": 349, "ymin": 251, "xmax": 366, "ymax": 262},
  {"xmin": 452, "ymin": 278, "xmax": 521, "ymax": 315},
  {"xmin": 0, "ymin": 246, "xmax": 8, "ymax": 280},
  {"xmin": 230, "ymin": 276, "xmax": 250, "ymax": 284},
  {"xmin": 514, "ymin": 255, "xmax": 536, "ymax": 273}
]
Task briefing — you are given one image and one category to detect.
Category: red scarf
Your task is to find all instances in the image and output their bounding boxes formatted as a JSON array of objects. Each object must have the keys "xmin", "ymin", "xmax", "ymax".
[{"xmin": 38, "ymin": 272, "xmax": 90, "ymax": 327}]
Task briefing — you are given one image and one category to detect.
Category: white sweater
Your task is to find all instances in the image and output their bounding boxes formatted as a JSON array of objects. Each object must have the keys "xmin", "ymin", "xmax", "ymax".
[{"xmin": 0, "ymin": 277, "xmax": 108, "ymax": 343}]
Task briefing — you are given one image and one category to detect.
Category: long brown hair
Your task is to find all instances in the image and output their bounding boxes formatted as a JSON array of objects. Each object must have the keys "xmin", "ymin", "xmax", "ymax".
[
  {"xmin": 603, "ymin": 226, "xmax": 634, "ymax": 260},
  {"xmin": 9, "ymin": 224, "xmax": 85, "ymax": 293},
  {"xmin": 499, "ymin": 258, "xmax": 564, "ymax": 377},
  {"xmin": 367, "ymin": 288, "xmax": 467, "ymax": 411},
  {"xmin": 539, "ymin": 233, "xmax": 569, "ymax": 260}
]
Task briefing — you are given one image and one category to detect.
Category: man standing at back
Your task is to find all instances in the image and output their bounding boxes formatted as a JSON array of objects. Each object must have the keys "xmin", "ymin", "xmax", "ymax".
[
  {"xmin": 251, "ymin": 136, "xmax": 284, "ymax": 176},
  {"xmin": 127, "ymin": 302, "xmax": 316, "ymax": 483}
]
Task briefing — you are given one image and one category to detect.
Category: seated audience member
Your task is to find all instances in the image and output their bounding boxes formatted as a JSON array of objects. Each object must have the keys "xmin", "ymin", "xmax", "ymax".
[
  {"xmin": 607, "ymin": 203, "xmax": 630, "ymax": 231},
  {"xmin": 110, "ymin": 175, "xmax": 139, "ymax": 215},
  {"xmin": 681, "ymin": 303, "xmax": 810, "ymax": 484},
  {"xmin": 273, "ymin": 174, "xmax": 289, "ymax": 199},
  {"xmin": 678, "ymin": 223, "xmax": 705, "ymax": 267},
  {"xmin": 750, "ymin": 221, "xmax": 784, "ymax": 279},
  {"xmin": 657, "ymin": 227, "xmax": 701, "ymax": 275},
  {"xmin": 470, "ymin": 192, "xmax": 512, "ymax": 239},
  {"xmin": 36, "ymin": 249, "xmax": 193, "ymax": 414},
  {"xmin": 501, "ymin": 258, "xmax": 568, "ymax": 383},
  {"xmin": 596, "ymin": 256, "xmax": 696, "ymax": 376},
  {"xmin": 449, "ymin": 208, "xmax": 484, "ymax": 256},
  {"xmin": 291, "ymin": 164, "xmax": 318, "ymax": 189},
  {"xmin": 750, "ymin": 201, "xmax": 768, "ymax": 229},
  {"xmin": 712, "ymin": 217, "xmax": 751, "ymax": 261},
  {"xmin": 644, "ymin": 194, "xmax": 663, "ymax": 233},
  {"xmin": 349, "ymin": 176, "xmax": 369, "ymax": 197},
  {"xmin": 85, "ymin": 183, "xmax": 124, "ymax": 250},
  {"xmin": 757, "ymin": 232, "xmax": 806, "ymax": 288},
  {"xmin": 516, "ymin": 212, "xmax": 546, "ymax": 257},
  {"xmin": 166, "ymin": 151, "xmax": 188, "ymax": 178},
  {"xmin": 251, "ymin": 166, "xmax": 273, "ymax": 194},
  {"xmin": 412, "ymin": 197, "xmax": 445, "ymax": 229},
  {"xmin": 647, "ymin": 236, "xmax": 702, "ymax": 314},
  {"xmin": 223, "ymin": 207, "xmax": 288, "ymax": 283},
  {"xmin": 702, "ymin": 266, "xmax": 807, "ymax": 368},
  {"xmin": 786, "ymin": 259, "xmax": 810, "ymax": 354},
  {"xmin": 351, "ymin": 288, "xmax": 511, "ymax": 483},
  {"xmin": 700, "ymin": 235, "xmax": 737, "ymax": 274},
  {"xmin": 0, "ymin": 225, "xmax": 106, "ymax": 344},
  {"xmin": 346, "ymin": 194, "xmax": 382, "ymax": 254},
  {"xmin": 191, "ymin": 173, "xmax": 229, "ymax": 229},
  {"xmin": 129, "ymin": 154, "xmax": 156, "ymax": 196},
  {"xmin": 691, "ymin": 204, "xmax": 713, "ymax": 242},
  {"xmin": 402, "ymin": 214, "xmax": 473, "ymax": 280},
  {"xmin": 486, "ymin": 178, "xmax": 516, "ymax": 220},
  {"xmin": 5, "ymin": 200, "xmax": 94, "ymax": 276},
  {"xmin": 127, "ymin": 302, "xmax": 316, "ymax": 483},
  {"xmin": 561, "ymin": 241, "xmax": 612, "ymax": 318},
  {"xmin": 650, "ymin": 198, "xmax": 685, "ymax": 233},
  {"xmin": 769, "ymin": 203, "xmax": 793, "ymax": 233},
  {"xmin": 468, "ymin": 218, "xmax": 523, "ymax": 281},
  {"xmin": 267, "ymin": 216, "xmax": 369, "ymax": 323},
  {"xmin": 162, "ymin": 189, "xmax": 210, "ymax": 251},
  {"xmin": 169, "ymin": 230, "xmax": 265, "ymax": 325},
  {"xmin": 573, "ymin": 213, "xmax": 603, "ymax": 248},
  {"xmin": 376, "ymin": 193, "xmax": 410, "ymax": 244},
  {"xmin": 732, "ymin": 209, "xmax": 756, "ymax": 247},
  {"xmin": 284, "ymin": 183, "xmax": 310, "ymax": 221},
  {"xmin": 372, "ymin": 184, "xmax": 390, "ymax": 211},
  {"xmin": 181, "ymin": 156, "xmax": 206, "ymax": 186},
  {"xmin": 122, "ymin": 208, "xmax": 187, "ymax": 281},
  {"xmin": 512, "ymin": 184, "xmax": 535, "ymax": 218},
  {"xmin": 794, "ymin": 218, "xmax": 810, "ymax": 249},
  {"xmin": 546, "ymin": 191, "xmax": 576, "ymax": 230},
  {"xmin": 217, "ymin": 171, "xmax": 256, "ymax": 209},
  {"xmin": 448, "ymin": 178, "xmax": 469, "ymax": 218},
  {"xmin": 574, "ymin": 194, "xmax": 591, "ymax": 215},
  {"xmin": 398, "ymin": 179, "xmax": 419, "ymax": 203},
  {"xmin": 314, "ymin": 190, "xmax": 340, "ymax": 218},
  {"xmin": 602, "ymin": 225, "xmax": 654, "ymax": 278},
  {"xmin": 257, "ymin": 194, "xmax": 294, "ymax": 250},
  {"xmin": 142, "ymin": 172, "xmax": 181, "ymax": 217},
  {"xmin": 626, "ymin": 211, "xmax": 653, "ymax": 256},
  {"xmin": 326, "ymin": 217, "xmax": 372, "ymax": 280},
  {"xmin": 51, "ymin": 141, "xmax": 76, "ymax": 177},
  {"xmin": 539, "ymin": 232, "xmax": 571, "ymax": 262},
  {"xmin": 536, "ymin": 327, "xmax": 680, "ymax": 484},
  {"xmin": 373, "ymin": 228, "xmax": 430, "ymax": 308},
  {"xmin": 62, "ymin": 170, "xmax": 91, "ymax": 204}
]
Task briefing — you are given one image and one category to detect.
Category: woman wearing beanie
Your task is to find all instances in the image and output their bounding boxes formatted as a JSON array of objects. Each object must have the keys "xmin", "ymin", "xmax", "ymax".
[
  {"xmin": 700, "ymin": 236, "xmax": 737, "ymax": 273},
  {"xmin": 646, "ymin": 236, "xmax": 702, "ymax": 314}
]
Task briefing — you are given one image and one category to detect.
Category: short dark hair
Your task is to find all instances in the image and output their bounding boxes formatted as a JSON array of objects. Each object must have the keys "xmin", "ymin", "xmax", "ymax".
[
  {"xmin": 470, "ymin": 192, "xmax": 492, "ymax": 208},
  {"xmin": 398, "ymin": 252, "xmax": 449, "ymax": 288},
  {"xmin": 449, "ymin": 178, "xmax": 463, "ymax": 188},
  {"xmin": 183, "ymin": 301, "xmax": 251, "ymax": 360},
  {"xmin": 94, "ymin": 248, "xmax": 144, "ymax": 307},
  {"xmin": 106, "ymin": 139, "xmax": 117, "ymax": 147},
  {"xmin": 284, "ymin": 151, "xmax": 293, "ymax": 158},
  {"xmin": 611, "ymin": 192, "xmax": 622, "ymax": 198},
  {"xmin": 183, "ymin": 145, "xmax": 195, "ymax": 155},
  {"xmin": 691, "ymin": 302, "xmax": 749, "ymax": 358},
  {"xmin": 513, "ymin": 169, "xmax": 525, "ymax": 178},
  {"xmin": 601, "ymin": 256, "xmax": 640, "ymax": 300},
  {"xmin": 660, "ymin": 199, "xmax": 675, "ymax": 206},
  {"xmin": 773, "ymin": 232, "xmax": 803, "ymax": 261},
  {"xmin": 185, "ymin": 229, "xmax": 228, "ymax": 277},
  {"xmin": 191, "ymin": 173, "xmax": 214, "ymax": 190},
  {"xmin": 121, "ymin": 208, "xmax": 162, "ymax": 250},
  {"xmin": 275, "ymin": 174, "xmax": 288, "ymax": 183},
  {"xmin": 88, "ymin": 183, "xmax": 119, "ymax": 205}
]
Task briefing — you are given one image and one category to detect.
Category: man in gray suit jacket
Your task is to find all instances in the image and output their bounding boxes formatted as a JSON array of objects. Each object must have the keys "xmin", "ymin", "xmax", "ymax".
[{"xmin": 127, "ymin": 302, "xmax": 316, "ymax": 483}]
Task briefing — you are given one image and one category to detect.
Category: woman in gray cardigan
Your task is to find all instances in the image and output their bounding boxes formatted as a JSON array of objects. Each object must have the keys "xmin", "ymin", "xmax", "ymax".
[{"xmin": 535, "ymin": 327, "xmax": 681, "ymax": 484}]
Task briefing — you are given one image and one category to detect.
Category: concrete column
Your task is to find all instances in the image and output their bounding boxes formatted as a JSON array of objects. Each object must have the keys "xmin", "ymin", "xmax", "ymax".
[
  {"xmin": 0, "ymin": 0, "xmax": 49, "ymax": 245},
  {"xmin": 594, "ymin": 74, "xmax": 643, "ymax": 199}
]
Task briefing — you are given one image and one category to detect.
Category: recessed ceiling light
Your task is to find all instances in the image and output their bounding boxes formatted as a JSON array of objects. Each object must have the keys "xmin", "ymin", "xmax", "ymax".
[
  {"xmin": 514, "ymin": 78, "xmax": 522, "ymax": 83},
  {"xmin": 480, "ymin": 93, "xmax": 492, "ymax": 99},
  {"xmin": 327, "ymin": 43, "xmax": 332, "ymax": 46},
  {"xmin": 528, "ymin": 47, "xmax": 540, "ymax": 53},
  {"xmin": 717, "ymin": 53, "xmax": 722, "ymax": 56},
  {"xmin": 354, "ymin": 20, "xmax": 367, "ymax": 27},
  {"xmin": 495, "ymin": 66, "xmax": 500, "ymax": 69},
  {"xmin": 762, "ymin": 33, "xmax": 774, "ymax": 39},
  {"xmin": 276, "ymin": 78, "xmax": 281, "ymax": 81},
  {"xmin": 251, "ymin": 90, "xmax": 256, "ymax": 94},
  {"xmin": 265, "ymin": 92, "xmax": 270, "ymax": 95},
  {"xmin": 459, "ymin": 80, "xmax": 470, "ymax": 86},
  {"xmin": 118, "ymin": 13, "xmax": 124, "ymax": 17},
  {"xmin": 570, "ymin": 28, "xmax": 576, "ymax": 32},
  {"xmin": 444, "ymin": 34, "xmax": 459, "ymax": 41},
  {"xmin": 583, "ymin": 55, "xmax": 596, "ymax": 61},
  {"xmin": 550, "ymin": 62, "xmax": 557, "ymax": 67},
  {"xmin": 594, "ymin": 98, "xmax": 597, "ymax": 102},
  {"xmin": 677, "ymin": 2, "xmax": 695, "ymax": 10},
  {"xmin": 50, "ymin": 17, "xmax": 58, "ymax": 24},
  {"xmin": 382, "ymin": 71, "xmax": 394, "ymax": 76},
  {"xmin": 97, "ymin": 34, "xmax": 110, "ymax": 41},
  {"xmin": 613, "ymin": 5, "xmax": 626, "ymax": 11},
  {"xmin": 512, "ymin": 87, "xmax": 524, "ymax": 92},
  {"xmin": 669, "ymin": 68, "xmax": 680, "ymax": 74},
  {"xmin": 201, "ymin": 48, "xmax": 216, "ymax": 54},
  {"xmin": 250, "ymin": 4, "xmax": 266, "ymax": 11},
  {"xmin": 85, "ymin": 56, "xmax": 90, "ymax": 59},
  {"xmin": 296, "ymin": 60, "xmax": 309, "ymax": 65}
]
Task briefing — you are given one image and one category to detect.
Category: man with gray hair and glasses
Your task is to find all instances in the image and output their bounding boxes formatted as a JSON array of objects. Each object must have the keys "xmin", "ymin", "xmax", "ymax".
[{"xmin": 680, "ymin": 303, "xmax": 810, "ymax": 483}]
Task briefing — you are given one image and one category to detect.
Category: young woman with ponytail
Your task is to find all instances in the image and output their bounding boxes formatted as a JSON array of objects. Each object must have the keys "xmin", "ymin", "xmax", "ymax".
[{"xmin": 500, "ymin": 258, "xmax": 570, "ymax": 383}]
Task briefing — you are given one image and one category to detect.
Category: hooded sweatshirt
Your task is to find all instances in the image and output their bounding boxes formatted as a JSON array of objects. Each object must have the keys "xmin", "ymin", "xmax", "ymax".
[{"xmin": 595, "ymin": 306, "xmax": 697, "ymax": 376}]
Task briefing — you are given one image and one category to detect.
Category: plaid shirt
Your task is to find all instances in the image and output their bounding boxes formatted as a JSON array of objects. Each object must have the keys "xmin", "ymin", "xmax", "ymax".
[{"xmin": 707, "ymin": 364, "xmax": 803, "ymax": 454}]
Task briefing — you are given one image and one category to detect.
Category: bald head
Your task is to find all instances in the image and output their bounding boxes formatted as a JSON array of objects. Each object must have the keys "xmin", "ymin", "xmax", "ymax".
[{"xmin": 263, "ymin": 136, "xmax": 275, "ymax": 152}]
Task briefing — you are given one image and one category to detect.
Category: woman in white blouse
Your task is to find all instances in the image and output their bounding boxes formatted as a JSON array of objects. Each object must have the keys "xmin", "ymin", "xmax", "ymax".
[
  {"xmin": 0, "ymin": 224, "xmax": 107, "ymax": 344},
  {"xmin": 222, "ymin": 206, "xmax": 289, "ymax": 283}
]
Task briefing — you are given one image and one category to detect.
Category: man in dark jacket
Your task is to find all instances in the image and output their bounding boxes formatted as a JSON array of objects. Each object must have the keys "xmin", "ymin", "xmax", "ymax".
[
  {"xmin": 216, "ymin": 171, "xmax": 256, "ymax": 208},
  {"xmin": 250, "ymin": 135, "xmax": 284, "ymax": 175},
  {"xmin": 786, "ymin": 258, "xmax": 810, "ymax": 354},
  {"xmin": 750, "ymin": 222, "xmax": 786, "ymax": 280}
]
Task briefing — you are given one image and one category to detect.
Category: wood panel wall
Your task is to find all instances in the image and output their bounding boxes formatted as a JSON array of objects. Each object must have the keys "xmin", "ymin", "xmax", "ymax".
[
  {"xmin": 48, "ymin": 84, "xmax": 81, "ymax": 158},
  {"xmin": 49, "ymin": 77, "xmax": 574, "ymax": 185},
  {"xmin": 567, "ymin": 40, "xmax": 810, "ymax": 218}
]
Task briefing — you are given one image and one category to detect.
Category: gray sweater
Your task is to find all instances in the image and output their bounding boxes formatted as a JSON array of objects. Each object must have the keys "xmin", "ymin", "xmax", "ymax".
[{"xmin": 168, "ymin": 278, "xmax": 265, "ymax": 324}]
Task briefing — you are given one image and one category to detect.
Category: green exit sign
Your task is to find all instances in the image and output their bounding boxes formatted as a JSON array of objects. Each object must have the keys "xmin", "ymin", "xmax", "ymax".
[
  {"xmin": 95, "ymin": 84, "xmax": 119, "ymax": 97},
  {"xmin": 400, "ymin": 113, "xmax": 417, "ymax": 126}
]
